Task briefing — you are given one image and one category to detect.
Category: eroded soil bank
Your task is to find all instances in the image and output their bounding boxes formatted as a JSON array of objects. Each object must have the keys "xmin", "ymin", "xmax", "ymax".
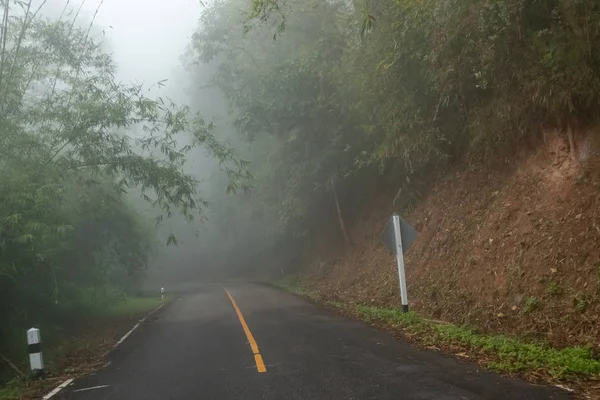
[{"xmin": 298, "ymin": 131, "xmax": 600, "ymax": 352}]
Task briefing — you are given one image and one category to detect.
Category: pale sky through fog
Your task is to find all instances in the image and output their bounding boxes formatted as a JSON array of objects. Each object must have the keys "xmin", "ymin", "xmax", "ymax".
[{"xmin": 80, "ymin": 0, "xmax": 202, "ymax": 86}]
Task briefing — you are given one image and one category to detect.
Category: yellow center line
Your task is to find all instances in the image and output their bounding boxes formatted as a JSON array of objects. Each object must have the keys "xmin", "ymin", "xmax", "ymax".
[{"xmin": 224, "ymin": 288, "xmax": 267, "ymax": 373}]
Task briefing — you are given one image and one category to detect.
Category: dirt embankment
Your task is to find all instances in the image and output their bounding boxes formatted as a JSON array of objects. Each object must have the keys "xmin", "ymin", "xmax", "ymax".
[{"xmin": 299, "ymin": 129, "xmax": 600, "ymax": 350}]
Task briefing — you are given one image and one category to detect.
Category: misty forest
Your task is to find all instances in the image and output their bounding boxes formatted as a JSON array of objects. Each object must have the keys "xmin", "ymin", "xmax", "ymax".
[{"xmin": 2, "ymin": 0, "xmax": 600, "ymax": 396}]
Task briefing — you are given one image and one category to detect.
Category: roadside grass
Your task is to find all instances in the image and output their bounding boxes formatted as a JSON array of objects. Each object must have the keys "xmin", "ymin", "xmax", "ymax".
[
  {"xmin": 0, "ymin": 379, "xmax": 24, "ymax": 400},
  {"xmin": 355, "ymin": 305, "xmax": 600, "ymax": 379},
  {"xmin": 42, "ymin": 295, "xmax": 166, "ymax": 363},
  {"xmin": 272, "ymin": 278, "xmax": 600, "ymax": 381},
  {"xmin": 100, "ymin": 295, "xmax": 167, "ymax": 318},
  {"xmin": 272, "ymin": 276, "xmax": 320, "ymax": 301},
  {"xmin": 0, "ymin": 295, "xmax": 167, "ymax": 399}
]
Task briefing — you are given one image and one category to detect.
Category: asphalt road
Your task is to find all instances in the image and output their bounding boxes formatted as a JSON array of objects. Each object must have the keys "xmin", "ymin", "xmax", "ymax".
[{"xmin": 57, "ymin": 283, "xmax": 568, "ymax": 400}]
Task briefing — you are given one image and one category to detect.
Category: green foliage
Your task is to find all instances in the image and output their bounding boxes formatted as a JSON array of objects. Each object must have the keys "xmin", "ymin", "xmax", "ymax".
[
  {"xmin": 356, "ymin": 304, "xmax": 600, "ymax": 379},
  {"xmin": 0, "ymin": 1, "xmax": 244, "ymax": 369},
  {"xmin": 276, "ymin": 279, "xmax": 600, "ymax": 379},
  {"xmin": 573, "ymin": 294, "xmax": 589, "ymax": 312},
  {"xmin": 546, "ymin": 281, "xmax": 564, "ymax": 296},
  {"xmin": 246, "ymin": 0, "xmax": 287, "ymax": 38},
  {"xmin": 356, "ymin": 305, "xmax": 425, "ymax": 328},
  {"xmin": 524, "ymin": 296, "xmax": 541, "ymax": 313},
  {"xmin": 271, "ymin": 275, "xmax": 319, "ymax": 300},
  {"xmin": 0, "ymin": 378, "xmax": 23, "ymax": 400},
  {"xmin": 189, "ymin": 0, "xmax": 376, "ymax": 252},
  {"xmin": 94, "ymin": 295, "xmax": 164, "ymax": 318},
  {"xmin": 0, "ymin": 294, "xmax": 164, "ymax": 397},
  {"xmin": 185, "ymin": 0, "xmax": 600, "ymax": 275}
]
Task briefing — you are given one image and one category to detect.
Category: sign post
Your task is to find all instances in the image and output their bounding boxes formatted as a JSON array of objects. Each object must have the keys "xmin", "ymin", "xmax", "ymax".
[
  {"xmin": 392, "ymin": 215, "xmax": 409, "ymax": 312},
  {"xmin": 382, "ymin": 213, "xmax": 418, "ymax": 313},
  {"xmin": 27, "ymin": 328, "xmax": 44, "ymax": 378}
]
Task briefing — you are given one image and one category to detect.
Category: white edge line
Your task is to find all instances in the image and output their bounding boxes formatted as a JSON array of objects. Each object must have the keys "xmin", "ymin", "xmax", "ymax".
[
  {"xmin": 113, "ymin": 322, "xmax": 140, "ymax": 348},
  {"xmin": 73, "ymin": 384, "xmax": 111, "ymax": 393},
  {"xmin": 41, "ymin": 302, "xmax": 167, "ymax": 399},
  {"xmin": 113, "ymin": 303, "xmax": 165, "ymax": 349},
  {"xmin": 42, "ymin": 378, "xmax": 74, "ymax": 400}
]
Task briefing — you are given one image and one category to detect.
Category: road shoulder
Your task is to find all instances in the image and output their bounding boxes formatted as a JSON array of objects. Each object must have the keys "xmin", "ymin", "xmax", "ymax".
[{"xmin": 268, "ymin": 279, "xmax": 593, "ymax": 398}]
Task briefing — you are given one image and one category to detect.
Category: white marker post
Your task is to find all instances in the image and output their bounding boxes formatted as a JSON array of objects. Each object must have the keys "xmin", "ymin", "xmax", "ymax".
[
  {"xmin": 27, "ymin": 328, "xmax": 44, "ymax": 378},
  {"xmin": 392, "ymin": 214, "xmax": 409, "ymax": 313},
  {"xmin": 160, "ymin": 287, "xmax": 165, "ymax": 300}
]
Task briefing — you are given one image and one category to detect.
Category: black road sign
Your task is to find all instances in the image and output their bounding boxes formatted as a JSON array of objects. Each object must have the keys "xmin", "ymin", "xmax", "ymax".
[{"xmin": 382, "ymin": 214, "xmax": 419, "ymax": 255}]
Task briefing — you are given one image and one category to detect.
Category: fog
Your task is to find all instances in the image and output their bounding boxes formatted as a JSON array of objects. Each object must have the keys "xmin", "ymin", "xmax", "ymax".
[
  {"xmin": 1, "ymin": 0, "xmax": 358, "ymax": 305},
  {"xmin": 37, "ymin": 0, "xmax": 240, "ymax": 289},
  {"xmin": 79, "ymin": 0, "xmax": 201, "ymax": 86},
  {"xmin": 84, "ymin": 0, "xmax": 235, "ymax": 288},
  {"xmin": 4, "ymin": 1, "xmax": 591, "ymax": 384}
]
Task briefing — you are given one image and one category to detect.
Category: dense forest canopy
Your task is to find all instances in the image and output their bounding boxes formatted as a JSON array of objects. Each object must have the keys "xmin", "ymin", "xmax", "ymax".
[
  {"xmin": 0, "ymin": 0, "xmax": 245, "ymax": 358},
  {"xmin": 184, "ymin": 0, "xmax": 600, "ymax": 274}
]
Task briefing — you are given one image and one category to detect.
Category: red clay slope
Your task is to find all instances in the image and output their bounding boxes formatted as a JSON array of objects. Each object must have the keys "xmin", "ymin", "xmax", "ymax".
[{"xmin": 300, "ymin": 131, "xmax": 600, "ymax": 351}]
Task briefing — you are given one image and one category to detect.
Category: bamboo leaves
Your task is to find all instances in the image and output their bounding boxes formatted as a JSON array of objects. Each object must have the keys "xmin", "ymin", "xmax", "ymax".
[{"xmin": 0, "ymin": 0, "xmax": 246, "ymax": 349}]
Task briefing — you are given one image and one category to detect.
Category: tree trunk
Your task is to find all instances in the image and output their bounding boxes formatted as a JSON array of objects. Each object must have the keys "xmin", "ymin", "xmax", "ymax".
[{"xmin": 332, "ymin": 181, "xmax": 352, "ymax": 245}]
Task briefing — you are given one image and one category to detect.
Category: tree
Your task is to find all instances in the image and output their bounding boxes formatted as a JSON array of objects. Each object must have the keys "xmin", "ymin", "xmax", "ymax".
[
  {"xmin": 0, "ymin": 0, "xmax": 247, "ymax": 357},
  {"xmin": 184, "ymin": 0, "xmax": 600, "ymax": 279},
  {"xmin": 190, "ymin": 0, "xmax": 373, "ymax": 246}
]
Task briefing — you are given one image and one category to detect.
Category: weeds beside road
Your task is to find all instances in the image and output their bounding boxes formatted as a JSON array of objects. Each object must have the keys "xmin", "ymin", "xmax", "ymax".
[{"xmin": 0, "ymin": 296, "xmax": 168, "ymax": 400}]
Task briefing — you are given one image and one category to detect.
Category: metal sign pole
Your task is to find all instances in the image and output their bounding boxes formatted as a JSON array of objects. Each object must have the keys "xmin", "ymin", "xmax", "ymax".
[{"xmin": 392, "ymin": 215, "xmax": 409, "ymax": 312}]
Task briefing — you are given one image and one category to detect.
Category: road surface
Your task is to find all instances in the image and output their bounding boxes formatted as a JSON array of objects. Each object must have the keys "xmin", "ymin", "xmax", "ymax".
[{"xmin": 58, "ymin": 283, "xmax": 568, "ymax": 400}]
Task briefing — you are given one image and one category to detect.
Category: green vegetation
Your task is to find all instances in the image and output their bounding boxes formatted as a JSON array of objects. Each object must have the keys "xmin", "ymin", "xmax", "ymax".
[
  {"xmin": 574, "ymin": 295, "xmax": 589, "ymax": 312},
  {"xmin": 0, "ymin": 294, "xmax": 164, "ymax": 399},
  {"xmin": 271, "ymin": 276, "xmax": 319, "ymax": 300},
  {"xmin": 547, "ymin": 282, "xmax": 564, "ymax": 296},
  {"xmin": 0, "ymin": 379, "xmax": 23, "ymax": 400},
  {"xmin": 112, "ymin": 295, "xmax": 167, "ymax": 316},
  {"xmin": 2, "ymin": 0, "xmax": 600, "ymax": 390},
  {"xmin": 355, "ymin": 305, "xmax": 600, "ymax": 379},
  {"xmin": 102, "ymin": 296, "xmax": 166, "ymax": 318},
  {"xmin": 184, "ymin": 0, "xmax": 600, "ymax": 275},
  {"xmin": 186, "ymin": 3, "xmax": 600, "ymax": 384},
  {"xmin": 0, "ymin": 0, "xmax": 243, "ymax": 382},
  {"xmin": 42, "ymin": 295, "xmax": 164, "ymax": 361},
  {"xmin": 524, "ymin": 296, "xmax": 541, "ymax": 313}
]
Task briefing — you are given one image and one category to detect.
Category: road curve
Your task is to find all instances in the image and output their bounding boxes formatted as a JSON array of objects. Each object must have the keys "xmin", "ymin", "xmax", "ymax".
[{"xmin": 57, "ymin": 283, "xmax": 568, "ymax": 400}]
